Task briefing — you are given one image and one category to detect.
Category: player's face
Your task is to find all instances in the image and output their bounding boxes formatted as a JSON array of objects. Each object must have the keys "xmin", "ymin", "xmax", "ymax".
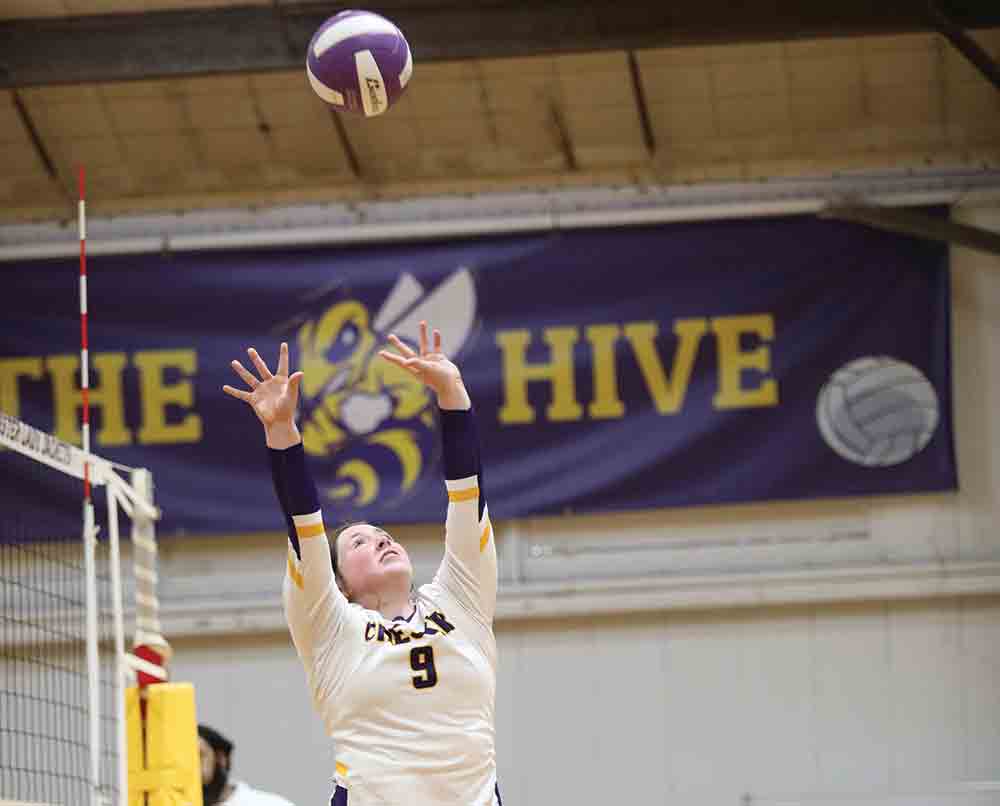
[
  {"xmin": 198, "ymin": 737, "xmax": 215, "ymax": 783},
  {"xmin": 336, "ymin": 523, "xmax": 412, "ymax": 599}
]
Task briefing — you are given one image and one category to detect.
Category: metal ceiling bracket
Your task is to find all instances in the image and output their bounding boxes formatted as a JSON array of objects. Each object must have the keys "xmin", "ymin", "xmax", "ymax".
[
  {"xmin": 927, "ymin": 0, "xmax": 1000, "ymax": 91},
  {"xmin": 821, "ymin": 202, "xmax": 1000, "ymax": 256}
]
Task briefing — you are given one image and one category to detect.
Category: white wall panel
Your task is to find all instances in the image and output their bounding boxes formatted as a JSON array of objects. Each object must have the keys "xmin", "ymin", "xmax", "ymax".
[
  {"xmin": 587, "ymin": 619, "xmax": 670, "ymax": 803},
  {"xmin": 811, "ymin": 604, "xmax": 892, "ymax": 791},
  {"xmin": 510, "ymin": 622, "xmax": 597, "ymax": 804},
  {"xmin": 886, "ymin": 602, "xmax": 965, "ymax": 788},
  {"xmin": 960, "ymin": 599, "xmax": 1000, "ymax": 782}
]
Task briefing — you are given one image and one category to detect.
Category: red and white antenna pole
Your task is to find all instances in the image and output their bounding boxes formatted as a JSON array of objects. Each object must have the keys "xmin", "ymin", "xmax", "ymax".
[
  {"xmin": 79, "ymin": 166, "xmax": 102, "ymax": 806},
  {"xmin": 79, "ymin": 166, "xmax": 91, "ymax": 495}
]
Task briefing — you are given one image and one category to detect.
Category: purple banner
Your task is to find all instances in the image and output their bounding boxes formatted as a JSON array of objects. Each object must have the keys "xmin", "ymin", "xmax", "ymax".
[{"xmin": 0, "ymin": 214, "xmax": 955, "ymax": 539}]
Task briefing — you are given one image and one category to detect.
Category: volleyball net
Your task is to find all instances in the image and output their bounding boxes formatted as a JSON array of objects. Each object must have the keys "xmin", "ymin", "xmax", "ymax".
[{"xmin": 0, "ymin": 412, "xmax": 162, "ymax": 806}]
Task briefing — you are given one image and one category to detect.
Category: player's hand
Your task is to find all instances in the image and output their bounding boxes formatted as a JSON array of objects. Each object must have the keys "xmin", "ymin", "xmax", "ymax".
[
  {"xmin": 378, "ymin": 321, "xmax": 471, "ymax": 410},
  {"xmin": 223, "ymin": 342, "xmax": 304, "ymax": 430}
]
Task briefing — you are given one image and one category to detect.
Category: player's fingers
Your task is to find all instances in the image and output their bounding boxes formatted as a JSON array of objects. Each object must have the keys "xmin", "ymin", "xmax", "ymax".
[
  {"xmin": 230, "ymin": 360, "xmax": 259, "ymax": 389},
  {"xmin": 432, "ymin": 328, "xmax": 442, "ymax": 353},
  {"xmin": 386, "ymin": 334, "xmax": 416, "ymax": 358},
  {"xmin": 380, "ymin": 350, "xmax": 424, "ymax": 377},
  {"xmin": 418, "ymin": 320, "xmax": 428, "ymax": 356},
  {"xmin": 222, "ymin": 385, "xmax": 252, "ymax": 402},
  {"xmin": 276, "ymin": 342, "xmax": 289, "ymax": 377},
  {"xmin": 247, "ymin": 347, "xmax": 273, "ymax": 379},
  {"xmin": 379, "ymin": 349, "xmax": 409, "ymax": 368},
  {"xmin": 405, "ymin": 357, "xmax": 432, "ymax": 376},
  {"xmin": 287, "ymin": 371, "xmax": 303, "ymax": 398}
]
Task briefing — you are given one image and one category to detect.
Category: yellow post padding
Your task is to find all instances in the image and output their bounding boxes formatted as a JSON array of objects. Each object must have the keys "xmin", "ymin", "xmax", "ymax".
[{"xmin": 126, "ymin": 684, "xmax": 203, "ymax": 806}]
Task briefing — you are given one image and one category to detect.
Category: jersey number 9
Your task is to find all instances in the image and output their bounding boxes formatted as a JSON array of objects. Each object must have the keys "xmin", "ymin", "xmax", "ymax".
[{"xmin": 410, "ymin": 646, "xmax": 438, "ymax": 689}]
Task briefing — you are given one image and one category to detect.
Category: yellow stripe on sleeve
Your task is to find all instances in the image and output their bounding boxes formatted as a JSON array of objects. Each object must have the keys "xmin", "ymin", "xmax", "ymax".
[
  {"xmin": 479, "ymin": 521, "xmax": 491, "ymax": 552},
  {"xmin": 287, "ymin": 553, "xmax": 304, "ymax": 590},
  {"xmin": 448, "ymin": 486, "xmax": 479, "ymax": 503},
  {"xmin": 335, "ymin": 762, "xmax": 348, "ymax": 778},
  {"xmin": 295, "ymin": 521, "xmax": 325, "ymax": 540}
]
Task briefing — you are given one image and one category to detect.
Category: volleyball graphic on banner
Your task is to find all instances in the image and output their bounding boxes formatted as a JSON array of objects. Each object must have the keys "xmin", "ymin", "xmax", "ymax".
[{"xmin": 816, "ymin": 356, "xmax": 940, "ymax": 467}]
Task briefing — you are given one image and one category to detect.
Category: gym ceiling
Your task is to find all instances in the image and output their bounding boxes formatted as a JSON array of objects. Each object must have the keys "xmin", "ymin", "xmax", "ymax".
[{"xmin": 1, "ymin": 1, "xmax": 998, "ymax": 222}]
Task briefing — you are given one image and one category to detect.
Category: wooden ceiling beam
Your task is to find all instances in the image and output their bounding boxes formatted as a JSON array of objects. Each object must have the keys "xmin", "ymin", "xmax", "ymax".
[{"xmin": 2, "ymin": 0, "xmax": 999, "ymax": 89}]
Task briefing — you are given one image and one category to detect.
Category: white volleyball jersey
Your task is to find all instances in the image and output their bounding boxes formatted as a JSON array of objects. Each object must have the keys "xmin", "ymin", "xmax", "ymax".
[
  {"xmin": 278, "ymin": 413, "xmax": 498, "ymax": 806},
  {"xmin": 222, "ymin": 780, "xmax": 296, "ymax": 806}
]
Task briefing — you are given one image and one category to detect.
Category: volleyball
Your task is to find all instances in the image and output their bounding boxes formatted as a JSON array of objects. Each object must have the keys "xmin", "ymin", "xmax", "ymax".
[
  {"xmin": 816, "ymin": 356, "xmax": 940, "ymax": 467},
  {"xmin": 306, "ymin": 10, "xmax": 413, "ymax": 117}
]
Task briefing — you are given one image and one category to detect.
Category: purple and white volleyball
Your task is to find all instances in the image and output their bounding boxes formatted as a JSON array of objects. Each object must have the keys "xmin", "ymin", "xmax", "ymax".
[{"xmin": 306, "ymin": 10, "xmax": 413, "ymax": 117}]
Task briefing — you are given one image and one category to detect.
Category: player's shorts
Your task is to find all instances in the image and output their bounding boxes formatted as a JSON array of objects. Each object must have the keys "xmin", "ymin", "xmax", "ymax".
[{"xmin": 330, "ymin": 781, "xmax": 503, "ymax": 804}]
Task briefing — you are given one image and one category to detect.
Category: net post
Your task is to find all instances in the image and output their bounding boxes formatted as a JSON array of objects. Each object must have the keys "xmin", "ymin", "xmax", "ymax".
[
  {"xmin": 106, "ymin": 488, "xmax": 128, "ymax": 806},
  {"xmin": 82, "ymin": 500, "xmax": 101, "ymax": 806}
]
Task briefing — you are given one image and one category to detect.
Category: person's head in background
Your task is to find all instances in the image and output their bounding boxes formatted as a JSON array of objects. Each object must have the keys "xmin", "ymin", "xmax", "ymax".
[{"xmin": 198, "ymin": 724, "xmax": 235, "ymax": 806}]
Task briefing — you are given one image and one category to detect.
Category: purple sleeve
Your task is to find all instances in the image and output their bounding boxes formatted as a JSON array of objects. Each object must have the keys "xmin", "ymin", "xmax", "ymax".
[
  {"xmin": 439, "ymin": 407, "xmax": 486, "ymax": 520},
  {"xmin": 268, "ymin": 442, "xmax": 321, "ymax": 559}
]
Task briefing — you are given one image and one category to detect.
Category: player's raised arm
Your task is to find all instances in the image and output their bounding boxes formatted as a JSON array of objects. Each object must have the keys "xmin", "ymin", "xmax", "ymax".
[
  {"xmin": 379, "ymin": 322, "xmax": 498, "ymax": 624},
  {"xmin": 223, "ymin": 343, "xmax": 351, "ymax": 656}
]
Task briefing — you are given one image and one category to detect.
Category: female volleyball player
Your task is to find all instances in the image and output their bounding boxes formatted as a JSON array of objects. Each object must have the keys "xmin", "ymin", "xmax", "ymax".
[{"xmin": 223, "ymin": 322, "xmax": 501, "ymax": 806}]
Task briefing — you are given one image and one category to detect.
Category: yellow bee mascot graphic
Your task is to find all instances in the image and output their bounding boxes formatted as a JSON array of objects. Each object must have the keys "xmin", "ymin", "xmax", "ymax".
[{"xmin": 295, "ymin": 269, "xmax": 477, "ymax": 510}]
